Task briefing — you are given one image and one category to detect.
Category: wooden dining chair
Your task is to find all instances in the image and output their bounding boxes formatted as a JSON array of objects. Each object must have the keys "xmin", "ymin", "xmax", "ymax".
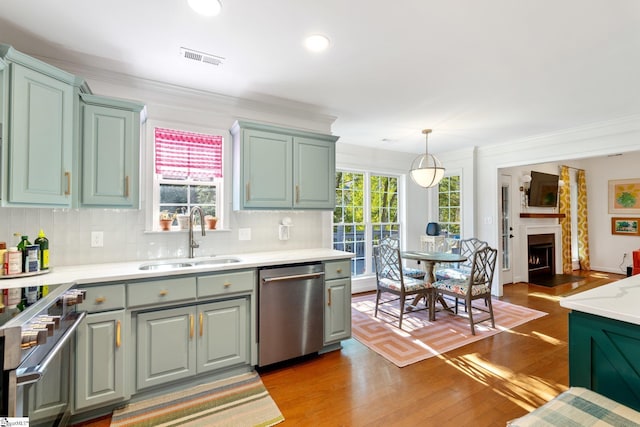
[
  {"xmin": 379, "ymin": 236, "xmax": 426, "ymax": 280},
  {"xmin": 373, "ymin": 242, "xmax": 432, "ymax": 329},
  {"xmin": 435, "ymin": 237, "xmax": 488, "ymax": 281},
  {"xmin": 430, "ymin": 246, "xmax": 497, "ymax": 335}
]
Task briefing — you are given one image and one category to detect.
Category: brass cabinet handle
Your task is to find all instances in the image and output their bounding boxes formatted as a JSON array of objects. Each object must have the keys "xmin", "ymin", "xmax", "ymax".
[
  {"xmin": 64, "ymin": 171, "xmax": 71, "ymax": 196},
  {"xmin": 95, "ymin": 297, "xmax": 106, "ymax": 304},
  {"xmin": 328, "ymin": 288, "xmax": 332, "ymax": 307},
  {"xmin": 159, "ymin": 290, "xmax": 168, "ymax": 297},
  {"xmin": 190, "ymin": 314, "xmax": 194, "ymax": 339},
  {"xmin": 246, "ymin": 183, "xmax": 250, "ymax": 201},
  {"xmin": 199, "ymin": 312, "xmax": 203, "ymax": 337},
  {"xmin": 295, "ymin": 185, "xmax": 300, "ymax": 204},
  {"xmin": 336, "ymin": 268, "xmax": 342, "ymax": 274},
  {"xmin": 116, "ymin": 320, "xmax": 121, "ymax": 348},
  {"xmin": 124, "ymin": 176, "xmax": 130, "ymax": 198},
  {"xmin": 224, "ymin": 282, "xmax": 231, "ymax": 288}
]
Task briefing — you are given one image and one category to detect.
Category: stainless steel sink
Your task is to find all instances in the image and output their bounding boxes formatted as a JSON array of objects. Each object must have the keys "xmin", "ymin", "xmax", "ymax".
[
  {"xmin": 193, "ymin": 257, "xmax": 241, "ymax": 266},
  {"xmin": 139, "ymin": 262, "xmax": 194, "ymax": 271}
]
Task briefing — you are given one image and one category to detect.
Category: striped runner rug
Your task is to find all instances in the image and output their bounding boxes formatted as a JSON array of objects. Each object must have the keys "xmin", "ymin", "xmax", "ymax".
[
  {"xmin": 110, "ymin": 371, "xmax": 284, "ymax": 427},
  {"xmin": 352, "ymin": 293, "xmax": 547, "ymax": 367}
]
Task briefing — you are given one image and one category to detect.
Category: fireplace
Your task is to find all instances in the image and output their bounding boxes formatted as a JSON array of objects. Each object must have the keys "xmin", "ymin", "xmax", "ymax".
[{"xmin": 528, "ymin": 233, "xmax": 555, "ymax": 281}]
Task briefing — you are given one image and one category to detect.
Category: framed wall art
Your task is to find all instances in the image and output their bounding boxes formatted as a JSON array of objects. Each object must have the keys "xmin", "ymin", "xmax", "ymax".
[
  {"xmin": 611, "ymin": 217, "xmax": 640, "ymax": 236},
  {"xmin": 608, "ymin": 178, "xmax": 640, "ymax": 214}
]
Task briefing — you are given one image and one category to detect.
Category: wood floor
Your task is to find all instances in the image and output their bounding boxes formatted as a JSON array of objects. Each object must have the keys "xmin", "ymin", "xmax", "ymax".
[{"xmin": 73, "ymin": 270, "xmax": 624, "ymax": 427}]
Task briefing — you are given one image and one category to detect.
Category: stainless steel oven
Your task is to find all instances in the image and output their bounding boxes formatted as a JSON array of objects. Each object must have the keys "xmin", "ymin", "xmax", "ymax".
[{"xmin": 0, "ymin": 283, "xmax": 86, "ymax": 426}]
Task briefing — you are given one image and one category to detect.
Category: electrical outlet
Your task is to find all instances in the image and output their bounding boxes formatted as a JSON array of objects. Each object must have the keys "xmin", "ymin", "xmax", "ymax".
[
  {"xmin": 91, "ymin": 231, "xmax": 104, "ymax": 248},
  {"xmin": 238, "ymin": 228, "xmax": 251, "ymax": 241}
]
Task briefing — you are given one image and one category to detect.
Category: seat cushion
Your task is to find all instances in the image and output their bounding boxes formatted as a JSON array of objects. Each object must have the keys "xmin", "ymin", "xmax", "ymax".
[
  {"xmin": 379, "ymin": 277, "xmax": 432, "ymax": 292},
  {"xmin": 435, "ymin": 267, "xmax": 470, "ymax": 281},
  {"xmin": 403, "ymin": 267, "xmax": 426, "ymax": 279},
  {"xmin": 432, "ymin": 278, "xmax": 489, "ymax": 296}
]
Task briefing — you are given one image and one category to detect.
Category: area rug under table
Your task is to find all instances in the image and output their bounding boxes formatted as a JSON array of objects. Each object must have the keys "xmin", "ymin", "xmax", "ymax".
[
  {"xmin": 351, "ymin": 293, "xmax": 547, "ymax": 367},
  {"xmin": 110, "ymin": 371, "xmax": 284, "ymax": 427}
]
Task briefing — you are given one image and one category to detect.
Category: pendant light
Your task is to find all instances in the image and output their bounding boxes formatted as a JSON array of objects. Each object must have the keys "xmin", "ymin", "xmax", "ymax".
[{"xmin": 409, "ymin": 129, "xmax": 445, "ymax": 188}]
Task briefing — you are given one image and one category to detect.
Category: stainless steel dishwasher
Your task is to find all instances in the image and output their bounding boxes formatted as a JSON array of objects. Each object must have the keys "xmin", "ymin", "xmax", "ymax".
[{"xmin": 258, "ymin": 263, "xmax": 324, "ymax": 367}]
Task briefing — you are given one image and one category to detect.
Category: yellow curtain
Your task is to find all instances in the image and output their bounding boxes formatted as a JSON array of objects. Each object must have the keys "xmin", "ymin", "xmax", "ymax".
[
  {"xmin": 576, "ymin": 170, "xmax": 591, "ymax": 270},
  {"xmin": 559, "ymin": 166, "xmax": 572, "ymax": 274}
]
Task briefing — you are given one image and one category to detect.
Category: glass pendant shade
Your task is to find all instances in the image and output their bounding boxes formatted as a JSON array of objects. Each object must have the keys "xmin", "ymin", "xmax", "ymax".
[{"xmin": 409, "ymin": 129, "xmax": 445, "ymax": 188}]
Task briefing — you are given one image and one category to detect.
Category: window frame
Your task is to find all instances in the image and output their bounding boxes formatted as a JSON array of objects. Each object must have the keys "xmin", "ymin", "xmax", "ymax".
[
  {"xmin": 333, "ymin": 169, "xmax": 403, "ymax": 277},
  {"xmin": 437, "ymin": 174, "xmax": 462, "ymax": 237},
  {"xmin": 144, "ymin": 120, "xmax": 228, "ymax": 232}
]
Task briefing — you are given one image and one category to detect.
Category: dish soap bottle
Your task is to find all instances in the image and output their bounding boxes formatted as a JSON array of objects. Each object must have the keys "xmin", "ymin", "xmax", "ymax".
[{"xmin": 34, "ymin": 229, "xmax": 49, "ymax": 270}]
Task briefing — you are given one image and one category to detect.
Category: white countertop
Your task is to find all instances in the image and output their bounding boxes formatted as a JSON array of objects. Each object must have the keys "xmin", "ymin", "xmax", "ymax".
[
  {"xmin": 0, "ymin": 248, "xmax": 354, "ymax": 289},
  {"xmin": 560, "ymin": 274, "xmax": 640, "ymax": 325}
]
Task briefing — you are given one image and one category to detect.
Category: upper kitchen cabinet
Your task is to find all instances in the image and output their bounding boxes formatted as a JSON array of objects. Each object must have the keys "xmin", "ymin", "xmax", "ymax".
[
  {"xmin": 230, "ymin": 120, "xmax": 339, "ymax": 210},
  {"xmin": 0, "ymin": 44, "xmax": 87, "ymax": 207},
  {"xmin": 79, "ymin": 93, "xmax": 145, "ymax": 208}
]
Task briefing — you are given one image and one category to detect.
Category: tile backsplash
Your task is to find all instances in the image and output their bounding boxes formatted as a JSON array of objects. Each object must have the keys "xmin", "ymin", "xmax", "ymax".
[{"xmin": 0, "ymin": 207, "xmax": 330, "ymax": 267}]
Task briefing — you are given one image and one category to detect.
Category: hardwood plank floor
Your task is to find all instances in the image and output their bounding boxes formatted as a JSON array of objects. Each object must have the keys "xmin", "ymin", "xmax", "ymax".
[{"xmin": 73, "ymin": 270, "xmax": 624, "ymax": 427}]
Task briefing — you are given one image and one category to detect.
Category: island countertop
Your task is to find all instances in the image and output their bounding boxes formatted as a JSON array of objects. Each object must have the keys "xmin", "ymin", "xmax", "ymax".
[
  {"xmin": 559, "ymin": 274, "xmax": 640, "ymax": 325},
  {"xmin": 0, "ymin": 248, "xmax": 354, "ymax": 289}
]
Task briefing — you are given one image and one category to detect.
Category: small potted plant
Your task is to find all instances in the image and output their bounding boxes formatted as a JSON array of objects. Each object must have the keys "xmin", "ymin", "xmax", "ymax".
[
  {"xmin": 205, "ymin": 215, "xmax": 218, "ymax": 230},
  {"xmin": 159, "ymin": 211, "xmax": 175, "ymax": 231}
]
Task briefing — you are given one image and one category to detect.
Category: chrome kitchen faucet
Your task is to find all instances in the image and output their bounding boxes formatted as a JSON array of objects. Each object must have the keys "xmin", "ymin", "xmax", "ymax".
[{"xmin": 189, "ymin": 206, "xmax": 206, "ymax": 258}]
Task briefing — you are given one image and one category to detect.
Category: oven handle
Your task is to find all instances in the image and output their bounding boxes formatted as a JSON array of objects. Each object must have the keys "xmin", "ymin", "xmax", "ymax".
[{"xmin": 16, "ymin": 310, "xmax": 87, "ymax": 386}]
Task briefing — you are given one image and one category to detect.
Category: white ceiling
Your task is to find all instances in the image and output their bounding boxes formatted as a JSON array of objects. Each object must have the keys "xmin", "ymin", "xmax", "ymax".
[{"xmin": 0, "ymin": 0, "xmax": 639, "ymax": 154}]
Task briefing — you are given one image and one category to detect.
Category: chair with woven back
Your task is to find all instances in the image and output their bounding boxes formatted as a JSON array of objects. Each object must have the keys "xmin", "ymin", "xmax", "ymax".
[
  {"xmin": 373, "ymin": 241, "xmax": 432, "ymax": 329},
  {"xmin": 378, "ymin": 236, "xmax": 426, "ymax": 280},
  {"xmin": 430, "ymin": 245, "xmax": 498, "ymax": 335},
  {"xmin": 435, "ymin": 237, "xmax": 488, "ymax": 281}
]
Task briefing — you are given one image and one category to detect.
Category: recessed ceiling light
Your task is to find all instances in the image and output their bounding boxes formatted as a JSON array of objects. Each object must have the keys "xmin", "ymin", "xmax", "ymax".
[
  {"xmin": 188, "ymin": 0, "xmax": 222, "ymax": 17},
  {"xmin": 304, "ymin": 34, "xmax": 330, "ymax": 52}
]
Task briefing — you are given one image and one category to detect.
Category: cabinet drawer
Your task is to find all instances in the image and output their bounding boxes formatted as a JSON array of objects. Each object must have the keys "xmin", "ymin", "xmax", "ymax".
[
  {"xmin": 128, "ymin": 277, "xmax": 196, "ymax": 308},
  {"xmin": 78, "ymin": 284, "xmax": 126, "ymax": 313},
  {"xmin": 197, "ymin": 270, "xmax": 255, "ymax": 298},
  {"xmin": 324, "ymin": 260, "xmax": 351, "ymax": 280}
]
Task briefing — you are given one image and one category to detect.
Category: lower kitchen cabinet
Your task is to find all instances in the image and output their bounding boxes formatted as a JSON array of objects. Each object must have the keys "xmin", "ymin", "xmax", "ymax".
[
  {"xmin": 569, "ymin": 311, "xmax": 640, "ymax": 411},
  {"xmin": 136, "ymin": 298, "xmax": 250, "ymax": 391},
  {"xmin": 75, "ymin": 310, "xmax": 127, "ymax": 411},
  {"xmin": 324, "ymin": 260, "xmax": 352, "ymax": 345}
]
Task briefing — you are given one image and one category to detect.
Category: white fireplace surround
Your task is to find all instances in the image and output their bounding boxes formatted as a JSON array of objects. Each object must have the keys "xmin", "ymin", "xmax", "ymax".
[{"xmin": 519, "ymin": 225, "xmax": 562, "ymax": 282}]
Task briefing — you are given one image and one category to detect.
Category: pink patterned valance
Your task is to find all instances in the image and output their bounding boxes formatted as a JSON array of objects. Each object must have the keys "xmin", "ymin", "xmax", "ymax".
[{"xmin": 155, "ymin": 127, "xmax": 222, "ymax": 180}]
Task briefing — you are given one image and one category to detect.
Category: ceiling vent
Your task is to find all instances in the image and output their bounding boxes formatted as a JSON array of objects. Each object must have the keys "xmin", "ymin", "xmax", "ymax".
[{"xmin": 180, "ymin": 47, "xmax": 224, "ymax": 66}]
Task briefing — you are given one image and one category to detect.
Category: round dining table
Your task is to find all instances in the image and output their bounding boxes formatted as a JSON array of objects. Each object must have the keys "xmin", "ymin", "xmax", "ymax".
[{"xmin": 402, "ymin": 250, "xmax": 468, "ymax": 320}]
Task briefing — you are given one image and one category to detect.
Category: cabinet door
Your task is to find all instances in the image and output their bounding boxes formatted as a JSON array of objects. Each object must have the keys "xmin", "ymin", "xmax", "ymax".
[
  {"xmin": 241, "ymin": 129, "xmax": 292, "ymax": 208},
  {"xmin": 136, "ymin": 306, "xmax": 197, "ymax": 390},
  {"xmin": 294, "ymin": 137, "xmax": 335, "ymax": 209},
  {"xmin": 197, "ymin": 298, "xmax": 249, "ymax": 373},
  {"xmin": 76, "ymin": 310, "xmax": 126, "ymax": 410},
  {"xmin": 324, "ymin": 278, "xmax": 352, "ymax": 344},
  {"xmin": 8, "ymin": 63, "xmax": 73, "ymax": 205},
  {"xmin": 81, "ymin": 102, "xmax": 139, "ymax": 207}
]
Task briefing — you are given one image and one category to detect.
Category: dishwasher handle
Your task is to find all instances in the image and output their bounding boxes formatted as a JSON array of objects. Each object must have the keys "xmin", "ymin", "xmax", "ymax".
[{"xmin": 262, "ymin": 271, "xmax": 324, "ymax": 284}]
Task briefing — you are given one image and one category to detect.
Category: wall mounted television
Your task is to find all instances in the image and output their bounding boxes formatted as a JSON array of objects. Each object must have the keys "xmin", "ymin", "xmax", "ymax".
[{"xmin": 528, "ymin": 171, "xmax": 559, "ymax": 207}]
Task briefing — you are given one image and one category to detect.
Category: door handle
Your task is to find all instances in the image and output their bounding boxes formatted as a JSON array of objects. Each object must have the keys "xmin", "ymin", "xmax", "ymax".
[
  {"xmin": 199, "ymin": 312, "xmax": 203, "ymax": 337},
  {"xmin": 189, "ymin": 314, "xmax": 194, "ymax": 339},
  {"xmin": 116, "ymin": 320, "xmax": 121, "ymax": 348}
]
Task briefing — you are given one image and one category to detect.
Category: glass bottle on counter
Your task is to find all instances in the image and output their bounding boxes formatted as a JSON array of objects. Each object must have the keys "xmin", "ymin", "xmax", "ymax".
[
  {"xmin": 34, "ymin": 229, "xmax": 49, "ymax": 270},
  {"xmin": 17, "ymin": 235, "xmax": 31, "ymax": 273}
]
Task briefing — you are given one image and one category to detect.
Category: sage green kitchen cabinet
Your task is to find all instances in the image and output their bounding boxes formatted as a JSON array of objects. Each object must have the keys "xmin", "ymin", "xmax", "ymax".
[
  {"xmin": 75, "ymin": 310, "xmax": 127, "ymax": 411},
  {"xmin": 230, "ymin": 120, "xmax": 338, "ymax": 210},
  {"xmin": 323, "ymin": 260, "xmax": 352, "ymax": 344},
  {"xmin": 136, "ymin": 305, "xmax": 197, "ymax": 390},
  {"xmin": 4, "ymin": 59, "xmax": 77, "ymax": 206},
  {"xmin": 197, "ymin": 299, "xmax": 249, "ymax": 373},
  {"xmin": 136, "ymin": 298, "xmax": 250, "ymax": 391},
  {"xmin": 79, "ymin": 93, "xmax": 145, "ymax": 208}
]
